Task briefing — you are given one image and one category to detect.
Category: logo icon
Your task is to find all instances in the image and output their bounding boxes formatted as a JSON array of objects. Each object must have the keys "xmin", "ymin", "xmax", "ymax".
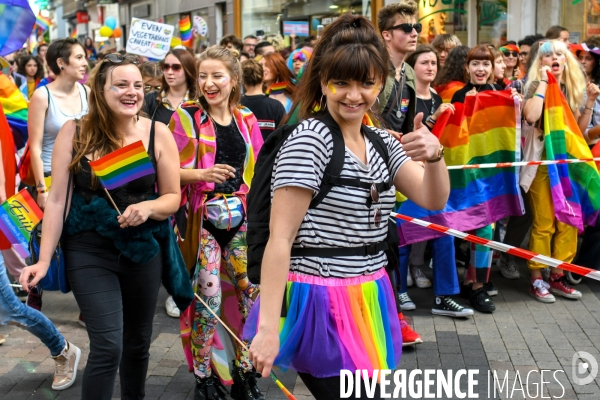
[{"xmin": 572, "ymin": 351, "xmax": 599, "ymax": 386}]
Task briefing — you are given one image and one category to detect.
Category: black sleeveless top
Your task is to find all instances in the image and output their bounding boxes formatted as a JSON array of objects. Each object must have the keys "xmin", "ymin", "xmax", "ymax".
[{"xmin": 73, "ymin": 122, "xmax": 158, "ymax": 210}]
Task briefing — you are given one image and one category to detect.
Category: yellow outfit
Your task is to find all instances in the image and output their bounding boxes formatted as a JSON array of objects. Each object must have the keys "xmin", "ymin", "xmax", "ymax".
[{"xmin": 526, "ymin": 166, "xmax": 578, "ymax": 270}]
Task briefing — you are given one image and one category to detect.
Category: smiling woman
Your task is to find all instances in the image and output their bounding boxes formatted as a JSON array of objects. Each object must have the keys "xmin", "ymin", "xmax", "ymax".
[{"xmin": 20, "ymin": 53, "xmax": 186, "ymax": 400}]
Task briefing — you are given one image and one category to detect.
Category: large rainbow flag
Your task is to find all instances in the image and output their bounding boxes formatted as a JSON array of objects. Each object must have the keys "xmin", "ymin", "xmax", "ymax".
[
  {"xmin": 0, "ymin": 72, "xmax": 28, "ymax": 149},
  {"xmin": 0, "ymin": 189, "xmax": 43, "ymax": 257},
  {"xmin": 89, "ymin": 141, "xmax": 155, "ymax": 190},
  {"xmin": 435, "ymin": 81, "xmax": 465, "ymax": 103},
  {"xmin": 397, "ymin": 90, "xmax": 524, "ymax": 245},
  {"xmin": 543, "ymin": 73, "xmax": 600, "ymax": 231}
]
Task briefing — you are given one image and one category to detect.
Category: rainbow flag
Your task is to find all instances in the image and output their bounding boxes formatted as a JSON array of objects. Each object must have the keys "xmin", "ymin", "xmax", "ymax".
[
  {"xmin": 89, "ymin": 141, "xmax": 155, "ymax": 190},
  {"xmin": 35, "ymin": 13, "xmax": 51, "ymax": 34},
  {"xmin": 398, "ymin": 90, "xmax": 524, "ymax": 245},
  {"xmin": 0, "ymin": 0, "xmax": 36, "ymax": 56},
  {"xmin": 70, "ymin": 28, "xmax": 77, "ymax": 39},
  {"xmin": 179, "ymin": 16, "xmax": 193, "ymax": 48},
  {"xmin": 435, "ymin": 81, "xmax": 465, "ymax": 103},
  {"xmin": 543, "ymin": 73, "xmax": 600, "ymax": 231},
  {"xmin": 0, "ymin": 189, "xmax": 43, "ymax": 257},
  {"xmin": 0, "ymin": 72, "xmax": 28, "ymax": 148}
]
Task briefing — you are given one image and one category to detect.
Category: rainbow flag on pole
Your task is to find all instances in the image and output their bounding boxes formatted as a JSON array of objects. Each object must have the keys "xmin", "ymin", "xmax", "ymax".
[
  {"xmin": 179, "ymin": 16, "xmax": 193, "ymax": 48},
  {"xmin": 35, "ymin": 13, "xmax": 51, "ymax": 34},
  {"xmin": 398, "ymin": 90, "xmax": 524, "ymax": 245},
  {"xmin": 0, "ymin": 189, "xmax": 43, "ymax": 257},
  {"xmin": 89, "ymin": 141, "xmax": 155, "ymax": 190},
  {"xmin": 435, "ymin": 81, "xmax": 466, "ymax": 103},
  {"xmin": 70, "ymin": 28, "xmax": 77, "ymax": 39},
  {"xmin": 0, "ymin": 72, "xmax": 28, "ymax": 148},
  {"xmin": 543, "ymin": 73, "xmax": 600, "ymax": 231}
]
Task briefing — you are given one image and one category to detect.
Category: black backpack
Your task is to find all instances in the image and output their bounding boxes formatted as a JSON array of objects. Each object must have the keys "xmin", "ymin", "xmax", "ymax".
[{"xmin": 246, "ymin": 113, "xmax": 399, "ymax": 284}]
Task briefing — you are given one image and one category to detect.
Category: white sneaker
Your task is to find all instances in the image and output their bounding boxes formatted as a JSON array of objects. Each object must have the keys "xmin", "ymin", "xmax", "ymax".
[
  {"xmin": 497, "ymin": 256, "xmax": 520, "ymax": 279},
  {"xmin": 165, "ymin": 296, "xmax": 180, "ymax": 318},
  {"xmin": 406, "ymin": 271, "xmax": 414, "ymax": 287},
  {"xmin": 411, "ymin": 265, "xmax": 432, "ymax": 288},
  {"xmin": 52, "ymin": 342, "xmax": 81, "ymax": 390}
]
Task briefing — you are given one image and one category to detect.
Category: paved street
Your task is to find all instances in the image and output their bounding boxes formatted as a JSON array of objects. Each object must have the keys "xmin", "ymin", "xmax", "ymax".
[{"xmin": 2, "ymin": 258, "xmax": 600, "ymax": 399}]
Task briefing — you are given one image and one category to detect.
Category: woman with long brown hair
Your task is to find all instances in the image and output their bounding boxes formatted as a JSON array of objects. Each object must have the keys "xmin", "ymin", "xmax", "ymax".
[
  {"xmin": 20, "ymin": 54, "xmax": 187, "ymax": 399},
  {"xmin": 142, "ymin": 48, "xmax": 199, "ymax": 126},
  {"xmin": 259, "ymin": 52, "xmax": 296, "ymax": 112}
]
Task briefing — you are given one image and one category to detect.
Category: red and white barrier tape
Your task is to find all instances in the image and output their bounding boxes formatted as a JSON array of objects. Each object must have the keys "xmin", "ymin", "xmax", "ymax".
[
  {"xmin": 391, "ymin": 212, "xmax": 600, "ymax": 281},
  {"xmin": 446, "ymin": 158, "xmax": 600, "ymax": 170}
]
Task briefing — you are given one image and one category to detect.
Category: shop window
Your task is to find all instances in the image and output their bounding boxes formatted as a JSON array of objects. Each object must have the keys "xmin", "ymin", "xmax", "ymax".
[
  {"xmin": 418, "ymin": 0, "xmax": 469, "ymax": 45},
  {"xmin": 241, "ymin": 0, "xmax": 371, "ymax": 42},
  {"xmin": 477, "ymin": 0, "xmax": 506, "ymax": 46}
]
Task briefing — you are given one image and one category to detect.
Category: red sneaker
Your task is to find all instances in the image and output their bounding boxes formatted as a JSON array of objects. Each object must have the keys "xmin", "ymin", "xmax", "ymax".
[
  {"xmin": 399, "ymin": 313, "xmax": 423, "ymax": 346},
  {"xmin": 530, "ymin": 278, "xmax": 555, "ymax": 303},
  {"xmin": 549, "ymin": 273, "xmax": 582, "ymax": 300}
]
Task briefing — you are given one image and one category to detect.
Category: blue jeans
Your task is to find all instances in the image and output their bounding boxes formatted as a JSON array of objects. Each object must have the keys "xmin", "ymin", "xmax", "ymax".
[
  {"xmin": 0, "ymin": 257, "xmax": 65, "ymax": 356},
  {"xmin": 399, "ymin": 236, "xmax": 460, "ymax": 296}
]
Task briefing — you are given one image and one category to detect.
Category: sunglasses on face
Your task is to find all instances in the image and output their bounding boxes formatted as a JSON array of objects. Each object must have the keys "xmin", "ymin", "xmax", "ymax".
[
  {"xmin": 104, "ymin": 53, "xmax": 140, "ymax": 65},
  {"xmin": 144, "ymin": 84, "xmax": 161, "ymax": 93},
  {"xmin": 162, "ymin": 63, "xmax": 183, "ymax": 72},
  {"xmin": 502, "ymin": 51, "xmax": 519, "ymax": 58},
  {"xmin": 389, "ymin": 22, "xmax": 422, "ymax": 34}
]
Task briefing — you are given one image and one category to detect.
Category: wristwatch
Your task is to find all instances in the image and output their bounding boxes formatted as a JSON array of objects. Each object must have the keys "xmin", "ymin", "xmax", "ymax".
[{"xmin": 426, "ymin": 145, "xmax": 444, "ymax": 163}]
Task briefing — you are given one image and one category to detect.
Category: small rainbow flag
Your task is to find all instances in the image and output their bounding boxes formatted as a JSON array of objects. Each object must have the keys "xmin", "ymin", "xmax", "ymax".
[
  {"xmin": 543, "ymin": 73, "xmax": 600, "ymax": 231},
  {"xmin": 70, "ymin": 28, "xmax": 77, "ymax": 39},
  {"xmin": 89, "ymin": 141, "xmax": 155, "ymax": 190},
  {"xmin": 435, "ymin": 81, "xmax": 466, "ymax": 103},
  {"xmin": 266, "ymin": 82, "xmax": 288, "ymax": 95},
  {"xmin": 398, "ymin": 91, "xmax": 524, "ymax": 245},
  {"xmin": 179, "ymin": 16, "xmax": 193, "ymax": 48},
  {"xmin": 0, "ymin": 189, "xmax": 43, "ymax": 258},
  {"xmin": 35, "ymin": 13, "xmax": 51, "ymax": 34}
]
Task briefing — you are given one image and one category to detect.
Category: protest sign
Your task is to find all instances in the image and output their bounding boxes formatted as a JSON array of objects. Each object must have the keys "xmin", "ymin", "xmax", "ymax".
[{"xmin": 126, "ymin": 18, "xmax": 174, "ymax": 59}]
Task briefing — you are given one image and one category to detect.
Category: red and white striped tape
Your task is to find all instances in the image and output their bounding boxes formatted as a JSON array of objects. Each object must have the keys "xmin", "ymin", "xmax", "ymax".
[
  {"xmin": 446, "ymin": 158, "xmax": 600, "ymax": 170},
  {"xmin": 391, "ymin": 212, "xmax": 600, "ymax": 281}
]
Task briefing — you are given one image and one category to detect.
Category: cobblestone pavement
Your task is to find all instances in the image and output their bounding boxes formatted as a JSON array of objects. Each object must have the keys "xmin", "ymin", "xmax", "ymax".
[{"xmin": 2, "ymin": 259, "xmax": 600, "ymax": 399}]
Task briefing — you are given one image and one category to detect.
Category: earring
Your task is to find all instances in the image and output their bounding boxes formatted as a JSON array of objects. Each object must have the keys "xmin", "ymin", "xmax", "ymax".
[
  {"xmin": 232, "ymin": 87, "xmax": 236, "ymax": 93},
  {"xmin": 319, "ymin": 94, "xmax": 327, "ymax": 110},
  {"xmin": 60, "ymin": 66, "xmax": 65, "ymax": 70},
  {"xmin": 370, "ymin": 97, "xmax": 380, "ymax": 112}
]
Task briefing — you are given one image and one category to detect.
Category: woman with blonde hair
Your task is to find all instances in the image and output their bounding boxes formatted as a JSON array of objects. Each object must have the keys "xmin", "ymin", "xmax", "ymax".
[
  {"xmin": 169, "ymin": 46, "xmax": 264, "ymax": 400},
  {"xmin": 522, "ymin": 40, "xmax": 600, "ymax": 302}
]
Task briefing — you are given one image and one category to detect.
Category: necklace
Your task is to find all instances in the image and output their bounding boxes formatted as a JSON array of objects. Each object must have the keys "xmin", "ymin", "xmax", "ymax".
[{"xmin": 417, "ymin": 91, "xmax": 435, "ymax": 118}]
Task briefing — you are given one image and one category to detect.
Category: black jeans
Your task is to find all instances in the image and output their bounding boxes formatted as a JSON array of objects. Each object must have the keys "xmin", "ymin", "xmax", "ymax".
[
  {"xmin": 299, "ymin": 372, "xmax": 382, "ymax": 400},
  {"xmin": 63, "ymin": 231, "xmax": 163, "ymax": 400}
]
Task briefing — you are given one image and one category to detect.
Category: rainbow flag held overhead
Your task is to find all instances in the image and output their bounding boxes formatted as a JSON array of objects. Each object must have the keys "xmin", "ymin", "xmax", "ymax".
[
  {"xmin": 35, "ymin": 13, "xmax": 51, "ymax": 34},
  {"xmin": 543, "ymin": 73, "xmax": 600, "ymax": 231},
  {"xmin": 0, "ymin": 72, "xmax": 28, "ymax": 148},
  {"xmin": 70, "ymin": 27, "xmax": 77, "ymax": 39},
  {"xmin": 89, "ymin": 141, "xmax": 155, "ymax": 190},
  {"xmin": 179, "ymin": 16, "xmax": 193, "ymax": 48},
  {"xmin": 0, "ymin": 189, "xmax": 43, "ymax": 258},
  {"xmin": 397, "ymin": 90, "xmax": 524, "ymax": 245},
  {"xmin": 435, "ymin": 81, "xmax": 465, "ymax": 103}
]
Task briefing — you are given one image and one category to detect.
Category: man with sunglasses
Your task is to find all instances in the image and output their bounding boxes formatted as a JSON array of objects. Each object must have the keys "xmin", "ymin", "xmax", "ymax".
[{"xmin": 377, "ymin": 1, "xmax": 419, "ymax": 135}]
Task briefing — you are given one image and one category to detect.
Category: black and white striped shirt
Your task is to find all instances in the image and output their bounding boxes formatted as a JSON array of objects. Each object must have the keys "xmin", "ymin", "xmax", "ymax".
[{"xmin": 272, "ymin": 118, "xmax": 409, "ymax": 278}]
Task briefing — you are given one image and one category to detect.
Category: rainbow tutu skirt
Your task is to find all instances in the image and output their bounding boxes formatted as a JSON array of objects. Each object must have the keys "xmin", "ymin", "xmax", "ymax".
[{"xmin": 242, "ymin": 267, "xmax": 402, "ymax": 378}]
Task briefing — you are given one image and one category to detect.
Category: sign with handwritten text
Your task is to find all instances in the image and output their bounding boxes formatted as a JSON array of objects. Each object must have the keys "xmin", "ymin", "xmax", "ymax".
[
  {"xmin": 0, "ymin": 189, "xmax": 43, "ymax": 258},
  {"xmin": 126, "ymin": 18, "xmax": 174, "ymax": 59}
]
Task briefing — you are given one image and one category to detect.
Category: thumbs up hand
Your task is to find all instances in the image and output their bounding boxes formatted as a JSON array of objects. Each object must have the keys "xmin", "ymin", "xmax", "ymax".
[{"xmin": 399, "ymin": 113, "xmax": 442, "ymax": 162}]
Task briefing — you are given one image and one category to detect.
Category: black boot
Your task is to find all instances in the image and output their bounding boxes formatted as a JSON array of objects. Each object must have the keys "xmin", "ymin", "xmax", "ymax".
[
  {"xmin": 231, "ymin": 365, "xmax": 264, "ymax": 400},
  {"xmin": 194, "ymin": 375, "xmax": 227, "ymax": 400}
]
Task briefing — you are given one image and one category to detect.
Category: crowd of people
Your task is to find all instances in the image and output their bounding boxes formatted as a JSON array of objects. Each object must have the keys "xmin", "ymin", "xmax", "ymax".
[{"xmin": 0, "ymin": 1, "xmax": 599, "ymax": 399}]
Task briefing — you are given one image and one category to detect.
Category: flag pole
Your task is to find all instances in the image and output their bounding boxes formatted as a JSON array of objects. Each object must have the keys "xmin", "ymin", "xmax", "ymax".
[{"xmin": 103, "ymin": 188, "xmax": 121, "ymax": 216}]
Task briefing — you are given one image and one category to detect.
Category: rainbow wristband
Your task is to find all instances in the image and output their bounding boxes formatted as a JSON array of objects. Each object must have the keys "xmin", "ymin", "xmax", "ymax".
[{"xmin": 534, "ymin": 93, "xmax": 545, "ymax": 100}]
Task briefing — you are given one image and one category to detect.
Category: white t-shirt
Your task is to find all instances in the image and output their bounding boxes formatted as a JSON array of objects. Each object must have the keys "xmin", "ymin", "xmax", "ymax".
[{"xmin": 272, "ymin": 118, "xmax": 409, "ymax": 278}]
